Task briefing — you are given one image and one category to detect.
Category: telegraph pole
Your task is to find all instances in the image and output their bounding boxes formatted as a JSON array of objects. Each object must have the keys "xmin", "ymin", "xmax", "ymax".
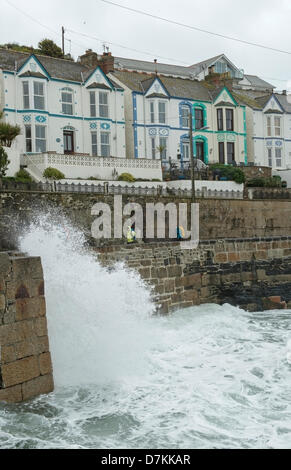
[
  {"xmin": 62, "ymin": 26, "xmax": 65, "ymax": 56},
  {"xmin": 189, "ymin": 110, "xmax": 196, "ymax": 203}
]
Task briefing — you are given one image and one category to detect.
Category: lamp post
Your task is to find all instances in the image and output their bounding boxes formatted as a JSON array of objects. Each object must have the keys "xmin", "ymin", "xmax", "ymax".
[{"xmin": 188, "ymin": 109, "xmax": 209, "ymax": 203}]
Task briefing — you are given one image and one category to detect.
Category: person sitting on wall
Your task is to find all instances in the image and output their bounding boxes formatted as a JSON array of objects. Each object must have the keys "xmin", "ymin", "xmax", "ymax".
[{"xmin": 177, "ymin": 226, "xmax": 183, "ymax": 241}]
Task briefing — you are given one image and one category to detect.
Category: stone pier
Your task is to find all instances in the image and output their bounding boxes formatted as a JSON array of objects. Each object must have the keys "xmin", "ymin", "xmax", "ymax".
[{"xmin": 0, "ymin": 252, "xmax": 54, "ymax": 404}]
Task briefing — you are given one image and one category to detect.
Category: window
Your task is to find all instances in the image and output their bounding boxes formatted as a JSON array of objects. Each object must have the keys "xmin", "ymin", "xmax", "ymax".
[
  {"xmin": 25, "ymin": 125, "xmax": 32, "ymax": 152},
  {"xmin": 23, "ymin": 81, "xmax": 30, "ymax": 109},
  {"xmin": 195, "ymin": 108, "xmax": 204, "ymax": 130},
  {"xmin": 227, "ymin": 142, "xmax": 235, "ymax": 164},
  {"xmin": 196, "ymin": 142, "xmax": 205, "ymax": 162},
  {"xmin": 150, "ymin": 102, "xmax": 155, "ymax": 124},
  {"xmin": 217, "ymin": 109, "xmax": 224, "ymax": 131},
  {"xmin": 151, "ymin": 137, "xmax": 156, "ymax": 159},
  {"xmin": 158, "ymin": 101, "xmax": 166, "ymax": 124},
  {"xmin": 226, "ymin": 109, "xmax": 234, "ymax": 131},
  {"xmin": 181, "ymin": 106, "xmax": 190, "ymax": 128},
  {"xmin": 34, "ymin": 81, "xmax": 45, "ymax": 110},
  {"xmin": 219, "ymin": 142, "xmax": 225, "ymax": 164},
  {"xmin": 99, "ymin": 92, "xmax": 109, "ymax": 118},
  {"xmin": 35, "ymin": 125, "xmax": 46, "ymax": 153},
  {"xmin": 268, "ymin": 148, "xmax": 272, "ymax": 167},
  {"xmin": 62, "ymin": 89, "xmax": 73, "ymax": 115},
  {"xmin": 159, "ymin": 137, "xmax": 167, "ymax": 159},
  {"xmin": 90, "ymin": 92, "xmax": 96, "ymax": 118},
  {"xmin": 275, "ymin": 148, "xmax": 282, "ymax": 167},
  {"xmin": 267, "ymin": 117, "xmax": 272, "ymax": 137},
  {"xmin": 101, "ymin": 132, "xmax": 110, "ymax": 157},
  {"xmin": 91, "ymin": 132, "xmax": 98, "ymax": 156},
  {"xmin": 63, "ymin": 130, "xmax": 74, "ymax": 154},
  {"xmin": 274, "ymin": 117, "xmax": 281, "ymax": 136},
  {"xmin": 182, "ymin": 142, "xmax": 190, "ymax": 160}
]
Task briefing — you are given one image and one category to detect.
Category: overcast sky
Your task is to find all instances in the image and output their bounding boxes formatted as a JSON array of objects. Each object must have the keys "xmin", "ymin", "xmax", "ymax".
[{"xmin": 1, "ymin": 0, "xmax": 291, "ymax": 90}]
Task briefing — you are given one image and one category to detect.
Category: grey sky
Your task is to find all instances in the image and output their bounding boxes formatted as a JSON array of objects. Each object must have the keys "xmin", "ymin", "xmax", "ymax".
[{"xmin": 1, "ymin": 0, "xmax": 291, "ymax": 90}]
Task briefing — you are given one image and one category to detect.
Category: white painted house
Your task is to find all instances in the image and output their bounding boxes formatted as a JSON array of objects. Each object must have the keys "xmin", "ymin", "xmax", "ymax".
[
  {"xmin": 252, "ymin": 93, "xmax": 291, "ymax": 170},
  {"xmin": 109, "ymin": 70, "xmax": 249, "ymax": 167},
  {"xmin": 0, "ymin": 48, "xmax": 128, "ymax": 176}
]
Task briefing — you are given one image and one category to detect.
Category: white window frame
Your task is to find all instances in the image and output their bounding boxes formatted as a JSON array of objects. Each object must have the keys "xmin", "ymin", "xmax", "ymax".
[
  {"xmin": 61, "ymin": 88, "xmax": 74, "ymax": 116},
  {"xmin": 22, "ymin": 81, "xmax": 30, "ymax": 109},
  {"xmin": 275, "ymin": 148, "xmax": 282, "ymax": 167},
  {"xmin": 35, "ymin": 125, "xmax": 46, "ymax": 153},
  {"xmin": 99, "ymin": 92, "xmax": 109, "ymax": 118},
  {"xmin": 151, "ymin": 137, "xmax": 156, "ymax": 159},
  {"xmin": 268, "ymin": 148, "xmax": 272, "ymax": 167},
  {"xmin": 91, "ymin": 131, "xmax": 98, "ymax": 156},
  {"xmin": 100, "ymin": 131, "xmax": 110, "ymax": 157},
  {"xmin": 150, "ymin": 101, "xmax": 155, "ymax": 124},
  {"xmin": 33, "ymin": 81, "xmax": 45, "ymax": 110},
  {"xmin": 159, "ymin": 137, "xmax": 167, "ymax": 160},
  {"xmin": 90, "ymin": 91, "xmax": 97, "ymax": 118},
  {"xmin": 158, "ymin": 101, "xmax": 166, "ymax": 124},
  {"xmin": 182, "ymin": 141, "xmax": 190, "ymax": 160},
  {"xmin": 181, "ymin": 106, "xmax": 190, "ymax": 128},
  {"xmin": 274, "ymin": 117, "xmax": 281, "ymax": 137}
]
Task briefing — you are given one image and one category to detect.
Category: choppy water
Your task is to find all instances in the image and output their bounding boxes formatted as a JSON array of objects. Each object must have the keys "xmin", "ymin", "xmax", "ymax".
[{"xmin": 1, "ymin": 215, "xmax": 291, "ymax": 449}]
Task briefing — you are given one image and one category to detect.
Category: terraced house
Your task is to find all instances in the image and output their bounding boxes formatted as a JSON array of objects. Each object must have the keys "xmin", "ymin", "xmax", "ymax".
[
  {"xmin": 0, "ymin": 48, "xmax": 126, "ymax": 160},
  {"xmin": 109, "ymin": 69, "xmax": 250, "ymax": 167}
]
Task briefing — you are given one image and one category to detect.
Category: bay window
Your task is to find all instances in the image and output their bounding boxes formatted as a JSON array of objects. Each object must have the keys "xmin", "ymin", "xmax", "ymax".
[
  {"xmin": 35, "ymin": 125, "xmax": 46, "ymax": 153},
  {"xmin": 101, "ymin": 132, "xmax": 110, "ymax": 157},
  {"xmin": 33, "ymin": 81, "xmax": 45, "ymax": 110},
  {"xmin": 275, "ymin": 148, "xmax": 282, "ymax": 167},
  {"xmin": 99, "ymin": 92, "xmax": 109, "ymax": 118},
  {"xmin": 25, "ymin": 125, "xmax": 32, "ymax": 152},
  {"xmin": 226, "ymin": 109, "xmax": 234, "ymax": 131},
  {"xmin": 158, "ymin": 101, "xmax": 166, "ymax": 124},
  {"xmin": 90, "ymin": 92, "xmax": 97, "ymax": 117},
  {"xmin": 274, "ymin": 117, "xmax": 281, "ymax": 136},
  {"xmin": 227, "ymin": 142, "xmax": 235, "ymax": 164},
  {"xmin": 23, "ymin": 81, "xmax": 30, "ymax": 109},
  {"xmin": 150, "ymin": 102, "xmax": 155, "ymax": 124},
  {"xmin": 217, "ymin": 109, "xmax": 224, "ymax": 131},
  {"xmin": 91, "ymin": 132, "xmax": 98, "ymax": 156}
]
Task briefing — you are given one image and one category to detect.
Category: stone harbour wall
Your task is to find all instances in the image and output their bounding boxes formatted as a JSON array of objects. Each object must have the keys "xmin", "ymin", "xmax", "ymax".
[
  {"xmin": 2, "ymin": 191, "xmax": 291, "ymax": 250},
  {"xmin": 0, "ymin": 252, "xmax": 54, "ymax": 403},
  {"xmin": 97, "ymin": 237, "xmax": 291, "ymax": 314}
]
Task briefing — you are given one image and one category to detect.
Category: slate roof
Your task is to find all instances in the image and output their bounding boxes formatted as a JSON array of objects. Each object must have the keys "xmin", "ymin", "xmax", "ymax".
[
  {"xmin": 0, "ymin": 48, "xmax": 122, "ymax": 89},
  {"xmin": 114, "ymin": 56, "xmax": 193, "ymax": 78},
  {"xmin": 111, "ymin": 70, "xmax": 212, "ymax": 101},
  {"xmin": 244, "ymin": 74, "xmax": 274, "ymax": 90}
]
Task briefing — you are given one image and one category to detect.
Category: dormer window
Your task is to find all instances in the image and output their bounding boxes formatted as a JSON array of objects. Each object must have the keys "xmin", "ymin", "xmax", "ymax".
[
  {"xmin": 61, "ymin": 88, "xmax": 74, "ymax": 115},
  {"xmin": 34, "ymin": 81, "xmax": 45, "ymax": 110}
]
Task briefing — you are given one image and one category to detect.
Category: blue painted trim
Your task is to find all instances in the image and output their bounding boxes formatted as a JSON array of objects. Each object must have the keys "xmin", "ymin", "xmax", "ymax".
[
  {"xmin": 147, "ymin": 77, "xmax": 170, "ymax": 97},
  {"xmin": 134, "ymin": 122, "xmax": 246, "ymax": 136},
  {"xmin": 179, "ymin": 101, "xmax": 192, "ymax": 128},
  {"xmin": 134, "ymin": 90, "xmax": 212, "ymax": 103},
  {"xmin": 3, "ymin": 108, "xmax": 125, "ymax": 125},
  {"xmin": 264, "ymin": 94, "xmax": 284, "ymax": 113},
  {"xmin": 133, "ymin": 93, "xmax": 138, "ymax": 159},
  {"xmin": 17, "ymin": 54, "xmax": 50, "ymax": 79}
]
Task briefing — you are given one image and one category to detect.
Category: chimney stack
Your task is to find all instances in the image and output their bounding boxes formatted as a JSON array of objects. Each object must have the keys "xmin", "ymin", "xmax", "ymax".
[
  {"xmin": 79, "ymin": 49, "xmax": 98, "ymax": 68},
  {"xmin": 100, "ymin": 51, "xmax": 115, "ymax": 74}
]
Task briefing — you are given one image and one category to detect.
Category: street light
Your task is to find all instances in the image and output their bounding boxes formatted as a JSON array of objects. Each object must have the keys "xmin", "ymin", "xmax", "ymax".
[{"xmin": 188, "ymin": 110, "xmax": 209, "ymax": 203}]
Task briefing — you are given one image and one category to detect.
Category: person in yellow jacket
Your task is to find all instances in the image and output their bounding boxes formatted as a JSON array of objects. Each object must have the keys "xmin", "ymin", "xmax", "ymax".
[{"xmin": 127, "ymin": 226, "xmax": 136, "ymax": 244}]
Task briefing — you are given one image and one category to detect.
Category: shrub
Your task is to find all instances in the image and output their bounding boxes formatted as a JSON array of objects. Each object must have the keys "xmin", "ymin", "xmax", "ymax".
[
  {"xmin": 15, "ymin": 169, "xmax": 32, "ymax": 182},
  {"xmin": 152, "ymin": 179, "xmax": 161, "ymax": 182},
  {"xmin": 210, "ymin": 164, "xmax": 245, "ymax": 184},
  {"xmin": 0, "ymin": 146, "xmax": 10, "ymax": 177},
  {"xmin": 43, "ymin": 167, "xmax": 65, "ymax": 180},
  {"xmin": 247, "ymin": 177, "xmax": 282, "ymax": 188},
  {"xmin": 118, "ymin": 173, "xmax": 136, "ymax": 182}
]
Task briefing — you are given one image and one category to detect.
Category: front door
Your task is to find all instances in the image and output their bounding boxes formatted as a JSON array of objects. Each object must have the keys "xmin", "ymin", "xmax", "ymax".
[
  {"xmin": 63, "ymin": 130, "xmax": 74, "ymax": 154},
  {"xmin": 196, "ymin": 142, "xmax": 205, "ymax": 162}
]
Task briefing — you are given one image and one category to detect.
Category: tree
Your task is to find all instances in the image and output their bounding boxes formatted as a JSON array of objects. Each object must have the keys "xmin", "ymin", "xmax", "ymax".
[
  {"xmin": 0, "ymin": 147, "xmax": 10, "ymax": 178},
  {"xmin": 38, "ymin": 39, "xmax": 64, "ymax": 59},
  {"xmin": 156, "ymin": 144, "xmax": 166, "ymax": 160},
  {"xmin": 0, "ymin": 122, "xmax": 21, "ymax": 147},
  {"xmin": 43, "ymin": 167, "xmax": 65, "ymax": 180}
]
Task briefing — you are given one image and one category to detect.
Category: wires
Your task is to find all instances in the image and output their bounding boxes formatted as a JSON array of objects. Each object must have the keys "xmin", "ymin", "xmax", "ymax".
[
  {"xmin": 66, "ymin": 28, "xmax": 189, "ymax": 65},
  {"xmin": 100, "ymin": 0, "xmax": 291, "ymax": 57}
]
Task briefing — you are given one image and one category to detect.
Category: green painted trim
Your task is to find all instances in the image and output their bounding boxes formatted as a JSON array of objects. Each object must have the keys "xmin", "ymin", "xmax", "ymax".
[
  {"xmin": 17, "ymin": 54, "xmax": 50, "ymax": 79},
  {"xmin": 214, "ymin": 86, "xmax": 238, "ymax": 107},
  {"xmin": 192, "ymin": 102, "xmax": 207, "ymax": 130},
  {"xmin": 193, "ymin": 134, "xmax": 209, "ymax": 164}
]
